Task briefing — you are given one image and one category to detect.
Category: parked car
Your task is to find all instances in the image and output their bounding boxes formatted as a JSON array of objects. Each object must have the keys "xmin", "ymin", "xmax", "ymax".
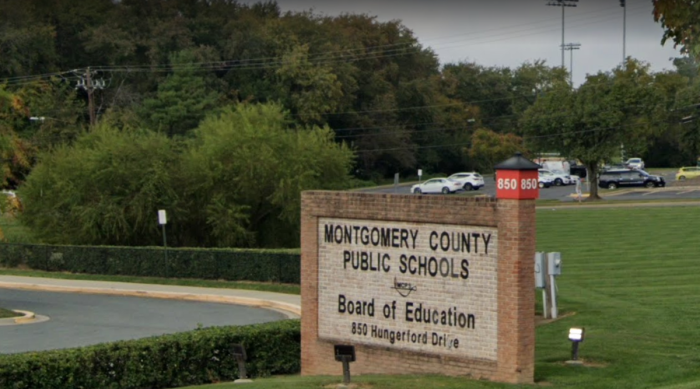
[
  {"xmin": 554, "ymin": 169, "xmax": 580, "ymax": 185},
  {"xmin": 625, "ymin": 158, "xmax": 645, "ymax": 170},
  {"xmin": 602, "ymin": 163, "xmax": 628, "ymax": 172},
  {"xmin": 598, "ymin": 169, "xmax": 665, "ymax": 189},
  {"xmin": 538, "ymin": 172, "xmax": 553, "ymax": 188},
  {"xmin": 447, "ymin": 172, "xmax": 485, "ymax": 191},
  {"xmin": 539, "ymin": 169, "xmax": 571, "ymax": 186},
  {"xmin": 675, "ymin": 167, "xmax": 700, "ymax": 181},
  {"xmin": 568, "ymin": 161, "xmax": 587, "ymax": 179},
  {"xmin": 411, "ymin": 178, "xmax": 462, "ymax": 194}
]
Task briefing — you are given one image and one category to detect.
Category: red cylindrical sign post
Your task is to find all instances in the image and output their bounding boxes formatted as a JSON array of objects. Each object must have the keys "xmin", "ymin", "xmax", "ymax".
[{"xmin": 494, "ymin": 153, "xmax": 540, "ymax": 200}]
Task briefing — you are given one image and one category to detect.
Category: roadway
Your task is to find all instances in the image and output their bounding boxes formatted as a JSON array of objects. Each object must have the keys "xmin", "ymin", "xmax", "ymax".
[{"xmin": 0, "ymin": 288, "xmax": 289, "ymax": 354}]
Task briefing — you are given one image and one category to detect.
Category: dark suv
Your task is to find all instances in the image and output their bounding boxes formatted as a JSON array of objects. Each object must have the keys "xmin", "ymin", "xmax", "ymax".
[{"xmin": 598, "ymin": 169, "xmax": 665, "ymax": 189}]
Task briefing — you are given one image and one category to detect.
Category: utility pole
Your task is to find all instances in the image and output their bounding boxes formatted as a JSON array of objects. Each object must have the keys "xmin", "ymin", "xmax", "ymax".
[
  {"xmin": 546, "ymin": 0, "xmax": 579, "ymax": 69},
  {"xmin": 620, "ymin": 0, "xmax": 626, "ymax": 66},
  {"xmin": 74, "ymin": 67, "xmax": 105, "ymax": 127},
  {"xmin": 562, "ymin": 43, "xmax": 581, "ymax": 84}
]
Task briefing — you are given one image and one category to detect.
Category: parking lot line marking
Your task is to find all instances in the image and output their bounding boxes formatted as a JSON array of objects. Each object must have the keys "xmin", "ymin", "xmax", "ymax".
[{"xmin": 676, "ymin": 189, "xmax": 698, "ymax": 195}]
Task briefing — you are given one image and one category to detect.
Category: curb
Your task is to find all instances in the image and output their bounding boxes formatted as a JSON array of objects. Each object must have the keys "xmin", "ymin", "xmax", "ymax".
[
  {"xmin": 0, "ymin": 282, "xmax": 301, "ymax": 319},
  {"xmin": 13, "ymin": 310, "xmax": 35, "ymax": 323},
  {"xmin": 0, "ymin": 310, "xmax": 36, "ymax": 325}
]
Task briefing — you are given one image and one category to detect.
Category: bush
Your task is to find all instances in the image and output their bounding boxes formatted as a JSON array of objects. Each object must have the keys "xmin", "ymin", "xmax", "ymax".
[
  {"xmin": 0, "ymin": 320, "xmax": 301, "ymax": 389},
  {"xmin": 0, "ymin": 243, "xmax": 301, "ymax": 284}
]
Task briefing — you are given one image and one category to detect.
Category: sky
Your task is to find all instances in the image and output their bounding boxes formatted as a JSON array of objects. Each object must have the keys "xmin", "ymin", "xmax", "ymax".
[{"xmin": 263, "ymin": 0, "xmax": 682, "ymax": 86}]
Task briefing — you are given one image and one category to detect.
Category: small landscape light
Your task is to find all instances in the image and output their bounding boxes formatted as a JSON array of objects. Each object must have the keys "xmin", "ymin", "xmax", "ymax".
[
  {"xmin": 334, "ymin": 345, "xmax": 356, "ymax": 386},
  {"xmin": 567, "ymin": 327, "xmax": 585, "ymax": 364},
  {"xmin": 232, "ymin": 344, "xmax": 252, "ymax": 384}
]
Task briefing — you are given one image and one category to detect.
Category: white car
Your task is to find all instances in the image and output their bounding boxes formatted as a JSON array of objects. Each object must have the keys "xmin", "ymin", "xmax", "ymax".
[
  {"xmin": 411, "ymin": 178, "xmax": 462, "ymax": 194},
  {"xmin": 552, "ymin": 169, "xmax": 579, "ymax": 185},
  {"xmin": 539, "ymin": 168, "xmax": 571, "ymax": 186},
  {"xmin": 625, "ymin": 158, "xmax": 645, "ymax": 170},
  {"xmin": 538, "ymin": 173, "xmax": 553, "ymax": 188},
  {"xmin": 447, "ymin": 172, "xmax": 485, "ymax": 191}
]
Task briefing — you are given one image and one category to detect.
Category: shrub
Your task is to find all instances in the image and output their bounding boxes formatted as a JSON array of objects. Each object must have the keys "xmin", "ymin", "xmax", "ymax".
[
  {"xmin": 0, "ymin": 320, "xmax": 301, "ymax": 389},
  {"xmin": 0, "ymin": 243, "xmax": 301, "ymax": 284}
]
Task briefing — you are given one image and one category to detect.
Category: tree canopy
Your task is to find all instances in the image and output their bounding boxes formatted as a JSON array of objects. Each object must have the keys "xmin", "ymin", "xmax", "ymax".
[
  {"xmin": 3, "ymin": 0, "xmax": 700, "ymax": 243},
  {"xmin": 19, "ymin": 103, "xmax": 355, "ymax": 248},
  {"xmin": 522, "ymin": 60, "xmax": 664, "ymax": 200}
]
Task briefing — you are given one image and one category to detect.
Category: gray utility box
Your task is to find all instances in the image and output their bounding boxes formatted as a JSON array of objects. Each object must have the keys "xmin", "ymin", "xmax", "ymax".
[
  {"xmin": 534, "ymin": 252, "xmax": 547, "ymax": 289},
  {"xmin": 547, "ymin": 252, "xmax": 562, "ymax": 276}
]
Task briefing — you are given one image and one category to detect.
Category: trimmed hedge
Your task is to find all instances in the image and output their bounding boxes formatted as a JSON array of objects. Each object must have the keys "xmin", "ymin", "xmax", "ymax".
[
  {"xmin": 0, "ymin": 320, "xmax": 301, "ymax": 389},
  {"xmin": 0, "ymin": 243, "xmax": 301, "ymax": 284}
]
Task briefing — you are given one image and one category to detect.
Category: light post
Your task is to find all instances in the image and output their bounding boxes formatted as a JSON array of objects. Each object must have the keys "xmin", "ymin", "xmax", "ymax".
[
  {"xmin": 567, "ymin": 327, "xmax": 585, "ymax": 364},
  {"xmin": 546, "ymin": 0, "xmax": 579, "ymax": 69},
  {"xmin": 158, "ymin": 210, "xmax": 168, "ymax": 278},
  {"xmin": 621, "ymin": 0, "xmax": 626, "ymax": 66}
]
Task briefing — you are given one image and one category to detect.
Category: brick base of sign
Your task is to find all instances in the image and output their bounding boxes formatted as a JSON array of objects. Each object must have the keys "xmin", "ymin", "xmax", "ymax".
[{"xmin": 301, "ymin": 191, "xmax": 535, "ymax": 384}]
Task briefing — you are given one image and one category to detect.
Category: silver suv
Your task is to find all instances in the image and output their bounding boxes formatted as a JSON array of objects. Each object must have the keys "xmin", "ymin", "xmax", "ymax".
[
  {"xmin": 625, "ymin": 158, "xmax": 645, "ymax": 170},
  {"xmin": 447, "ymin": 172, "xmax": 485, "ymax": 191}
]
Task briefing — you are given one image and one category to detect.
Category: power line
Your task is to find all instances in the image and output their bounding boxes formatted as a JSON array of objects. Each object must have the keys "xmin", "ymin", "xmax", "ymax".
[{"xmin": 0, "ymin": 2, "xmax": 648, "ymax": 86}]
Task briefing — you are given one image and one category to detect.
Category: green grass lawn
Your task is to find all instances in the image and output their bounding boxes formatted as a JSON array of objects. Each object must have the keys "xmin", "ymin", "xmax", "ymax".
[
  {"xmin": 0, "ymin": 307, "xmax": 19, "ymax": 319},
  {"xmin": 3, "ymin": 202, "xmax": 700, "ymax": 388},
  {"xmin": 181, "ymin": 205, "xmax": 700, "ymax": 389}
]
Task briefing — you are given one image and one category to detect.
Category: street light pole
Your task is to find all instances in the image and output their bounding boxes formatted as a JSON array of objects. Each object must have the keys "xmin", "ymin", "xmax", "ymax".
[
  {"xmin": 546, "ymin": 0, "xmax": 579, "ymax": 69},
  {"xmin": 620, "ymin": 0, "xmax": 626, "ymax": 66}
]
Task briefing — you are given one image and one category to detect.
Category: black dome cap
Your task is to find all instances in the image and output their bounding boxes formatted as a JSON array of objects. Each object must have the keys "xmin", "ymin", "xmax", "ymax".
[{"xmin": 494, "ymin": 152, "xmax": 540, "ymax": 171}]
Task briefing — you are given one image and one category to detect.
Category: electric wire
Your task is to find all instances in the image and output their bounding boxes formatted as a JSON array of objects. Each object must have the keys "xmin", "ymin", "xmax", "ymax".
[{"xmin": 0, "ymin": 2, "xmax": 652, "ymax": 85}]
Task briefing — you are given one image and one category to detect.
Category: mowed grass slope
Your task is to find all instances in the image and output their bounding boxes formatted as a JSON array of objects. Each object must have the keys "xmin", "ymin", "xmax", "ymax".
[
  {"xmin": 534, "ymin": 206, "xmax": 700, "ymax": 389},
  {"xmin": 183, "ymin": 205, "xmax": 700, "ymax": 389}
]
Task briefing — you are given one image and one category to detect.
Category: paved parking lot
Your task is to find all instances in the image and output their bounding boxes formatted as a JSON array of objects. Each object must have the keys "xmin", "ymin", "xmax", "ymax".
[{"xmin": 357, "ymin": 172, "xmax": 700, "ymax": 202}]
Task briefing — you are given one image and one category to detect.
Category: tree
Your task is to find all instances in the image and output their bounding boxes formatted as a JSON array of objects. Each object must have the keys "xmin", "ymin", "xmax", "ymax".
[
  {"xmin": 0, "ymin": 86, "xmax": 34, "ymax": 188},
  {"xmin": 18, "ymin": 125, "xmax": 180, "ymax": 245},
  {"xmin": 654, "ymin": 0, "xmax": 700, "ymax": 60},
  {"xmin": 176, "ymin": 103, "xmax": 355, "ymax": 248},
  {"xmin": 0, "ymin": 0, "xmax": 59, "ymax": 78},
  {"xmin": 468, "ymin": 128, "xmax": 527, "ymax": 173},
  {"xmin": 522, "ymin": 60, "xmax": 664, "ymax": 200},
  {"xmin": 274, "ymin": 44, "xmax": 344, "ymax": 125},
  {"xmin": 141, "ymin": 50, "xmax": 221, "ymax": 137},
  {"xmin": 672, "ymin": 80, "xmax": 700, "ymax": 163}
]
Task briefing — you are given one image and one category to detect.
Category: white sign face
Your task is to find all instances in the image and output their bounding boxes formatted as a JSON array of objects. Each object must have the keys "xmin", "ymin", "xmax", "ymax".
[
  {"xmin": 318, "ymin": 218, "xmax": 499, "ymax": 360},
  {"xmin": 158, "ymin": 210, "xmax": 167, "ymax": 225}
]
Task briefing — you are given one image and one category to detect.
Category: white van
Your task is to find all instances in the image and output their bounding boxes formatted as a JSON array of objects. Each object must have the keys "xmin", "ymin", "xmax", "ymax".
[{"xmin": 540, "ymin": 160, "xmax": 571, "ymax": 175}]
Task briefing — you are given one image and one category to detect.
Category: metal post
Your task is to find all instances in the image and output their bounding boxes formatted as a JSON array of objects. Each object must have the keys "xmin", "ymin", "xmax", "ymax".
[
  {"xmin": 571, "ymin": 341, "xmax": 580, "ymax": 361},
  {"xmin": 161, "ymin": 224, "xmax": 168, "ymax": 278},
  {"xmin": 622, "ymin": 0, "xmax": 626, "ymax": 66},
  {"xmin": 237, "ymin": 358, "xmax": 248, "ymax": 380},
  {"xmin": 341, "ymin": 356, "xmax": 351, "ymax": 385},
  {"xmin": 561, "ymin": 5, "xmax": 565, "ymax": 69},
  {"xmin": 542, "ymin": 289, "xmax": 548, "ymax": 319},
  {"xmin": 545, "ymin": 1, "xmax": 578, "ymax": 70},
  {"xmin": 569, "ymin": 45, "xmax": 573, "ymax": 83},
  {"xmin": 86, "ymin": 67, "xmax": 96, "ymax": 127},
  {"xmin": 550, "ymin": 274, "xmax": 558, "ymax": 319},
  {"xmin": 562, "ymin": 43, "xmax": 580, "ymax": 85}
]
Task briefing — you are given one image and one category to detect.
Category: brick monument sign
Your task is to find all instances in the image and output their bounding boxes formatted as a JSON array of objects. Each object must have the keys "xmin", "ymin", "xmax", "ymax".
[{"xmin": 300, "ymin": 153, "xmax": 539, "ymax": 384}]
